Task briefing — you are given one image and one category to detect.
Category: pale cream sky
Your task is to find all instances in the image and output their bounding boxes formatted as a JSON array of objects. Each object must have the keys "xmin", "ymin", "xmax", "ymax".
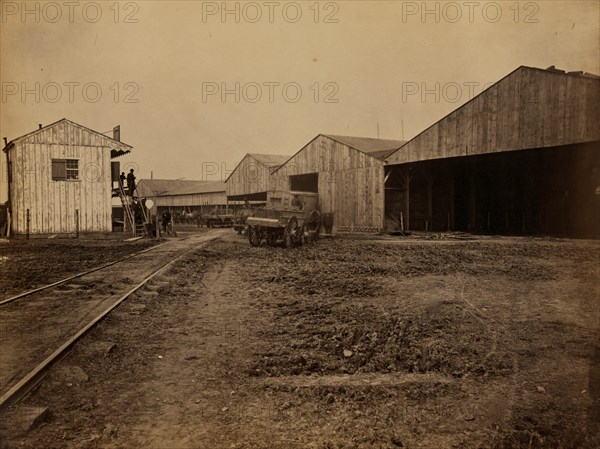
[{"xmin": 1, "ymin": 0, "xmax": 599, "ymax": 201}]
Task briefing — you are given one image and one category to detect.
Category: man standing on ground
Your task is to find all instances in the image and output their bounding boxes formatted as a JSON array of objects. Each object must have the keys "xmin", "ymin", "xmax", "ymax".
[{"xmin": 162, "ymin": 210, "xmax": 171, "ymax": 234}]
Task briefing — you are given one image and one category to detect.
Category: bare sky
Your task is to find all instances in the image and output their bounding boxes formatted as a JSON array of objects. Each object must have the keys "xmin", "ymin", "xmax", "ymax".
[{"xmin": 1, "ymin": 0, "xmax": 599, "ymax": 201}]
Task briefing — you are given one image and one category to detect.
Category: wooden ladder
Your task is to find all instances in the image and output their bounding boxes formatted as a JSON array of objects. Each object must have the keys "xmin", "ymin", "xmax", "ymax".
[{"xmin": 114, "ymin": 187, "xmax": 147, "ymax": 237}]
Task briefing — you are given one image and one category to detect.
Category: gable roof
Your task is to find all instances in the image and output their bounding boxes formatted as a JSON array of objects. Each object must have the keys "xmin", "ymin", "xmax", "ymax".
[
  {"xmin": 2, "ymin": 118, "xmax": 132, "ymax": 157},
  {"xmin": 272, "ymin": 134, "xmax": 406, "ymax": 174},
  {"xmin": 386, "ymin": 65, "xmax": 600, "ymax": 164},
  {"xmin": 225, "ymin": 153, "xmax": 289, "ymax": 183},
  {"xmin": 247, "ymin": 153, "xmax": 289, "ymax": 168},
  {"xmin": 323, "ymin": 135, "xmax": 406, "ymax": 160},
  {"xmin": 136, "ymin": 179, "xmax": 225, "ymax": 197}
]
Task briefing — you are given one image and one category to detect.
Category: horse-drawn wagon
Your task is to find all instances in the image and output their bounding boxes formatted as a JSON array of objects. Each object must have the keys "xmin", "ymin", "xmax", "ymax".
[
  {"xmin": 203, "ymin": 207, "xmax": 235, "ymax": 228},
  {"xmin": 204, "ymin": 214, "xmax": 235, "ymax": 228},
  {"xmin": 246, "ymin": 191, "xmax": 321, "ymax": 247}
]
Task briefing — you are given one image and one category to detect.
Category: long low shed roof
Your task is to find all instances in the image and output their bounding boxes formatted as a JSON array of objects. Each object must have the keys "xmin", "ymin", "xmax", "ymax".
[{"xmin": 137, "ymin": 179, "xmax": 225, "ymax": 197}]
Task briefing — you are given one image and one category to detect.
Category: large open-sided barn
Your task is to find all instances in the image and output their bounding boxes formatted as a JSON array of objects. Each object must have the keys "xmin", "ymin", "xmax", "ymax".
[
  {"xmin": 384, "ymin": 66, "xmax": 600, "ymax": 237},
  {"xmin": 225, "ymin": 153, "xmax": 288, "ymax": 204},
  {"xmin": 2, "ymin": 118, "xmax": 131, "ymax": 237},
  {"xmin": 270, "ymin": 135, "xmax": 405, "ymax": 232},
  {"xmin": 136, "ymin": 179, "xmax": 227, "ymax": 215}
]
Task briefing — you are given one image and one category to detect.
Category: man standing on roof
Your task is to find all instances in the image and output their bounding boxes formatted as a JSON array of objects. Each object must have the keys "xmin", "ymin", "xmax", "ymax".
[
  {"xmin": 119, "ymin": 172, "xmax": 126, "ymax": 194},
  {"xmin": 127, "ymin": 169, "xmax": 136, "ymax": 197}
]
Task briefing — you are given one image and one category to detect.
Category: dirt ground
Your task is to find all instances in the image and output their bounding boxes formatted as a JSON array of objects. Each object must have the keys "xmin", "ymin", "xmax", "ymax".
[
  {"xmin": 0, "ymin": 231, "xmax": 222, "ymax": 397},
  {"xmin": 0, "ymin": 237, "xmax": 159, "ymax": 299},
  {"xmin": 1, "ymin": 232, "xmax": 599, "ymax": 449}
]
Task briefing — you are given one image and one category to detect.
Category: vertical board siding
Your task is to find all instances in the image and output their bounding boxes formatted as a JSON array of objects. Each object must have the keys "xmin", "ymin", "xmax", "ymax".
[
  {"xmin": 226, "ymin": 155, "xmax": 275, "ymax": 197},
  {"xmin": 8, "ymin": 121, "xmax": 114, "ymax": 235},
  {"xmin": 388, "ymin": 68, "xmax": 600, "ymax": 165},
  {"xmin": 270, "ymin": 135, "xmax": 385, "ymax": 231},
  {"xmin": 153, "ymin": 192, "xmax": 227, "ymax": 208}
]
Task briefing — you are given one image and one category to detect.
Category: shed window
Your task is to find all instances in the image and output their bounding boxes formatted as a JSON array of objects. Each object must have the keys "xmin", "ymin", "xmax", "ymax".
[
  {"xmin": 51, "ymin": 159, "xmax": 79, "ymax": 181},
  {"xmin": 66, "ymin": 159, "xmax": 79, "ymax": 179}
]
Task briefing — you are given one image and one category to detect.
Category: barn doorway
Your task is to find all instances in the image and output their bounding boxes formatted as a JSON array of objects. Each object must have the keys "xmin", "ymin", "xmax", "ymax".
[
  {"xmin": 290, "ymin": 173, "xmax": 318, "ymax": 193},
  {"xmin": 453, "ymin": 171, "xmax": 470, "ymax": 231},
  {"xmin": 385, "ymin": 142, "xmax": 599, "ymax": 237}
]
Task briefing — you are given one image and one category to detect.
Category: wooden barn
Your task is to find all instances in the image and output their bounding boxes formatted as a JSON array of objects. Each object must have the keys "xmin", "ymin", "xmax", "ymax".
[
  {"xmin": 270, "ymin": 135, "xmax": 405, "ymax": 233},
  {"xmin": 385, "ymin": 66, "xmax": 600, "ymax": 237},
  {"xmin": 225, "ymin": 153, "xmax": 288, "ymax": 204},
  {"xmin": 2, "ymin": 118, "xmax": 132, "ymax": 237},
  {"xmin": 136, "ymin": 179, "xmax": 227, "ymax": 215}
]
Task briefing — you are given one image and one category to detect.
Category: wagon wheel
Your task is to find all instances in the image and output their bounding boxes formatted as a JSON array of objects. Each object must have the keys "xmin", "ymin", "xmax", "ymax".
[
  {"xmin": 297, "ymin": 224, "xmax": 306, "ymax": 246},
  {"xmin": 235, "ymin": 218, "xmax": 244, "ymax": 234},
  {"xmin": 307, "ymin": 210, "xmax": 321, "ymax": 242},
  {"xmin": 284, "ymin": 216, "xmax": 298, "ymax": 248},
  {"xmin": 266, "ymin": 230, "xmax": 278, "ymax": 247},
  {"xmin": 248, "ymin": 226, "xmax": 262, "ymax": 246}
]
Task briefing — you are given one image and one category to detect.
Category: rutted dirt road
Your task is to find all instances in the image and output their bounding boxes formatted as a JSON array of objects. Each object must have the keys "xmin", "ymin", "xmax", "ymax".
[{"xmin": 0, "ymin": 233, "xmax": 598, "ymax": 449}]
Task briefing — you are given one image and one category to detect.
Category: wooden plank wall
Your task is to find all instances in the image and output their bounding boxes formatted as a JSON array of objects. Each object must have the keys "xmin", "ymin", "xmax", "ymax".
[
  {"xmin": 141, "ymin": 191, "xmax": 227, "ymax": 216},
  {"xmin": 226, "ymin": 155, "xmax": 275, "ymax": 197},
  {"xmin": 270, "ymin": 136, "xmax": 385, "ymax": 231},
  {"xmin": 9, "ymin": 120, "xmax": 113, "ymax": 234},
  {"xmin": 388, "ymin": 68, "xmax": 600, "ymax": 165},
  {"xmin": 153, "ymin": 192, "xmax": 227, "ymax": 208}
]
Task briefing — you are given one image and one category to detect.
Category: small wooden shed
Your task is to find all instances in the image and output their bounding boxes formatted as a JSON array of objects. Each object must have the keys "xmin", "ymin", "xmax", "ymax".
[
  {"xmin": 2, "ymin": 118, "xmax": 132, "ymax": 237},
  {"xmin": 270, "ymin": 135, "xmax": 405, "ymax": 233}
]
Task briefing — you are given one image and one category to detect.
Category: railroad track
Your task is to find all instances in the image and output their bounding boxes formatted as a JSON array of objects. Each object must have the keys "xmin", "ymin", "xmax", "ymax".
[
  {"xmin": 0, "ymin": 239, "xmax": 180, "ymax": 306},
  {"xmin": 0, "ymin": 230, "xmax": 227, "ymax": 412}
]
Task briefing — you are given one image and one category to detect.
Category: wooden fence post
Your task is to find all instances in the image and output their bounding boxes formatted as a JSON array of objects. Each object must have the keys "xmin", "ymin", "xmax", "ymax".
[
  {"xmin": 6, "ymin": 209, "xmax": 11, "ymax": 238},
  {"xmin": 405, "ymin": 169, "xmax": 410, "ymax": 231},
  {"xmin": 26, "ymin": 209, "xmax": 30, "ymax": 239},
  {"xmin": 75, "ymin": 209, "xmax": 79, "ymax": 239}
]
